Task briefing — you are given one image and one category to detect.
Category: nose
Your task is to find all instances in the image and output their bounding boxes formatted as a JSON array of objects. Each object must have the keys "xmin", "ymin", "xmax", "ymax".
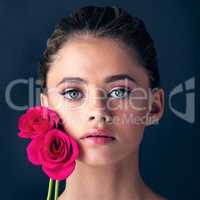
[
  {"xmin": 88, "ymin": 111, "xmax": 112, "ymax": 123},
  {"xmin": 87, "ymin": 91, "xmax": 112, "ymax": 124}
]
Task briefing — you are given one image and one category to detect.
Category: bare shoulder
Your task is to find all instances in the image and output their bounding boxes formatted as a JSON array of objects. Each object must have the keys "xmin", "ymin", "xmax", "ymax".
[
  {"xmin": 148, "ymin": 191, "xmax": 168, "ymax": 200},
  {"xmin": 143, "ymin": 186, "xmax": 168, "ymax": 200},
  {"xmin": 156, "ymin": 196, "xmax": 168, "ymax": 200}
]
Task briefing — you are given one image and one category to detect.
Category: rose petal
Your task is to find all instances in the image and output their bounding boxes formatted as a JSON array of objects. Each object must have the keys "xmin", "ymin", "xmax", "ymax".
[
  {"xmin": 32, "ymin": 119, "xmax": 50, "ymax": 133},
  {"xmin": 41, "ymin": 129, "xmax": 79, "ymax": 169},
  {"xmin": 42, "ymin": 161, "xmax": 76, "ymax": 180},
  {"xmin": 18, "ymin": 115, "xmax": 33, "ymax": 133},
  {"xmin": 64, "ymin": 136, "xmax": 79, "ymax": 165},
  {"xmin": 26, "ymin": 135, "xmax": 44, "ymax": 165},
  {"xmin": 41, "ymin": 130, "xmax": 69, "ymax": 168},
  {"xmin": 18, "ymin": 131, "xmax": 32, "ymax": 139},
  {"xmin": 18, "ymin": 106, "xmax": 60, "ymax": 139}
]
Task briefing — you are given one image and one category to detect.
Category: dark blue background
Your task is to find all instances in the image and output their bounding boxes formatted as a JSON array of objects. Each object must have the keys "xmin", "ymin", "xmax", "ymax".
[{"xmin": 0, "ymin": 0, "xmax": 199, "ymax": 199}]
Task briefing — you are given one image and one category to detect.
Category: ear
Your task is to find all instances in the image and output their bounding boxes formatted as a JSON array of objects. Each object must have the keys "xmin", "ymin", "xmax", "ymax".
[
  {"xmin": 40, "ymin": 93, "xmax": 49, "ymax": 107},
  {"xmin": 145, "ymin": 88, "xmax": 165, "ymax": 126}
]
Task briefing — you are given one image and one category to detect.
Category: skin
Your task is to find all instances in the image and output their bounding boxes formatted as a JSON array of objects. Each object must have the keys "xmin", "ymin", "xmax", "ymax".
[{"xmin": 40, "ymin": 36, "xmax": 166, "ymax": 200}]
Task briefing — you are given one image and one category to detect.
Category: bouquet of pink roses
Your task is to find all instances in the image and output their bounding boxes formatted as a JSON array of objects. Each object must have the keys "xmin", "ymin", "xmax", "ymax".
[{"xmin": 17, "ymin": 106, "xmax": 79, "ymax": 200}]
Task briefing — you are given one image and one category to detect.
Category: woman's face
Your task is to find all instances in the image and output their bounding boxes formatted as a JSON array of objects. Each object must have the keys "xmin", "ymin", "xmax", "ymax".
[{"xmin": 41, "ymin": 36, "xmax": 157, "ymax": 166}]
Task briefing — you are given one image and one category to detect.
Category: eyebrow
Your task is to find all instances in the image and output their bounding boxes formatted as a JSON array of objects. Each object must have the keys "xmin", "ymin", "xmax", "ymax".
[{"xmin": 56, "ymin": 74, "xmax": 137, "ymax": 86}]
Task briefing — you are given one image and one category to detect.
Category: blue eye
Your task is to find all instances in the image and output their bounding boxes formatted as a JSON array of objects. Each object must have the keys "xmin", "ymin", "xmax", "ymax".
[
  {"xmin": 61, "ymin": 87, "xmax": 131, "ymax": 101},
  {"xmin": 61, "ymin": 89, "xmax": 83, "ymax": 100},
  {"xmin": 108, "ymin": 88, "xmax": 131, "ymax": 99}
]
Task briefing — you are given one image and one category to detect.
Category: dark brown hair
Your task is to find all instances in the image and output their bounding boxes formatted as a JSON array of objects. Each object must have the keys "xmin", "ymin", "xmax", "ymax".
[{"xmin": 38, "ymin": 5, "xmax": 160, "ymax": 93}]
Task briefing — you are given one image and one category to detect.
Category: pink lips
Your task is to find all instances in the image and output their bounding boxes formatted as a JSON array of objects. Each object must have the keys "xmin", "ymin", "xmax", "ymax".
[
  {"xmin": 80, "ymin": 128, "xmax": 116, "ymax": 144},
  {"xmin": 81, "ymin": 129, "xmax": 115, "ymax": 140},
  {"xmin": 83, "ymin": 136, "xmax": 115, "ymax": 144}
]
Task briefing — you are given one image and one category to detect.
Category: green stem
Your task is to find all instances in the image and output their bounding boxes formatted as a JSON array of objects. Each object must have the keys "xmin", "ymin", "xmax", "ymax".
[
  {"xmin": 54, "ymin": 180, "xmax": 59, "ymax": 200},
  {"xmin": 46, "ymin": 178, "xmax": 53, "ymax": 200}
]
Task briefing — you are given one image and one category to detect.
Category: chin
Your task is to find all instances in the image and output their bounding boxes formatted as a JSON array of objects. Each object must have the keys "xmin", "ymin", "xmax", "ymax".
[
  {"xmin": 77, "ymin": 148, "xmax": 121, "ymax": 166},
  {"xmin": 78, "ymin": 157, "xmax": 119, "ymax": 167},
  {"xmin": 77, "ymin": 148, "xmax": 133, "ymax": 167}
]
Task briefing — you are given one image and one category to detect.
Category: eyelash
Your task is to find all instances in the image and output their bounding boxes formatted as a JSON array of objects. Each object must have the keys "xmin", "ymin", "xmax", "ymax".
[{"xmin": 60, "ymin": 87, "xmax": 132, "ymax": 101}]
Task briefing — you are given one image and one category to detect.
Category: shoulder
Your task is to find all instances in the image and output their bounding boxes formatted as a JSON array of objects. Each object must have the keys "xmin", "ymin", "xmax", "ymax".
[
  {"xmin": 149, "ymin": 193, "xmax": 168, "ymax": 200},
  {"xmin": 143, "ymin": 186, "xmax": 168, "ymax": 200}
]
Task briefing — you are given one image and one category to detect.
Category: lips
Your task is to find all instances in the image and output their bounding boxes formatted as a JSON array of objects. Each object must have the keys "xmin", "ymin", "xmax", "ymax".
[{"xmin": 80, "ymin": 128, "xmax": 115, "ymax": 140}]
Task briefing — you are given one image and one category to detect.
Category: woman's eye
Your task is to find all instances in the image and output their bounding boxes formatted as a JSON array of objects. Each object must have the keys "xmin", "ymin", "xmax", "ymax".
[
  {"xmin": 61, "ymin": 89, "xmax": 83, "ymax": 100},
  {"xmin": 61, "ymin": 87, "xmax": 131, "ymax": 101},
  {"xmin": 108, "ymin": 88, "xmax": 131, "ymax": 99}
]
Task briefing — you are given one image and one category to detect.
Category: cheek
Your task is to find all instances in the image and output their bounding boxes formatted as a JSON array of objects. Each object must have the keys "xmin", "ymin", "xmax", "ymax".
[
  {"xmin": 59, "ymin": 109, "xmax": 82, "ymax": 127},
  {"xmin": 46, "ymin": 94, "xmax": 83, "ymax": 138},
  {"xmin": 56, "ymin": 108, "xmax": 83, "ymax": 138},
  {"xmin": 114, "ymin": 104, "xmax": 146, "ymax": 148},
  {"xmin": 108, "ymin": 89, "xmax": 150, "ymax": 116},
  {"xmin": 47, "ymin": 90, "xmax": 64, "ymax": 110},
  {"xmin": 119, "ymin": 119, "xmax": 145, "ymax": 154},
  {"xmin": 127, "ymin": 88, "xmax": 151, "ymax": 114},
  {"xmin": 111, "ymin": 97, "xmax": 149, "ymax": 128}
]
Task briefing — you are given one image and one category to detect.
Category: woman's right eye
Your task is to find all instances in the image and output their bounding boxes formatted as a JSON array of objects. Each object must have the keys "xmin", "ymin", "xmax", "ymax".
[{"xmin": 61, "ymin": 89, "xmax": 83, "ymax": 101}]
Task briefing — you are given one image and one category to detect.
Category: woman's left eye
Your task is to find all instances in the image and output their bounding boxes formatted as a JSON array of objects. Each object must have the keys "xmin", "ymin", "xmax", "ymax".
[{"xmin": 108, "ymin": 87, "xmax": 131, "ymax": 99}]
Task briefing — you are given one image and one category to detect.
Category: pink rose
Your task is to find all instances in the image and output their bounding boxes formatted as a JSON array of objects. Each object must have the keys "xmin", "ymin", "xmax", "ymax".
[
  {"xmin": 18, "ymin": 106, "xmax": 60, "ymax": 139},
  {"xmin": 27, "ymin": 129, "xmax": 79, "ymax": 180},
  {"xmin": 18, "ymin": 106, "xmax": 79, "ymax": 181}
]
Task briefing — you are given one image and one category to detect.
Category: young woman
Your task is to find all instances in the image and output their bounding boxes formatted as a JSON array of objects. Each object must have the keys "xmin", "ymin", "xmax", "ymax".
[{"xmin": 39, "ymin": 5, "xmax": 166, "ymax": 200}]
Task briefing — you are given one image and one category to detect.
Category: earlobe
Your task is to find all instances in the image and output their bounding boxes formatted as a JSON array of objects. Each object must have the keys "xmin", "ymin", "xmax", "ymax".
[
  {"xmin": 40, "ymin": 93, "xmax": 49, "ymax": 107},
  {"xmin": 145, "ymin": 103, "xmax": 161, "ymax": 126},
  {"xmin": 145, "ymin": 88, "xmax": 165, "ymax": 126}
]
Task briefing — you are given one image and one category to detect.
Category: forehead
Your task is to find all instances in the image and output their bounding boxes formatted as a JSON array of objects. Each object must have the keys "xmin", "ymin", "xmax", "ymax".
[{"xmin": 47, "ymin": 36, "xmax": 149, "ymax": 88}]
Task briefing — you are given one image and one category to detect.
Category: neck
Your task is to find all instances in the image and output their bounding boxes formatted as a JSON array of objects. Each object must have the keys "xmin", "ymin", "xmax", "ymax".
[{"xmin": 59, "ymin": 153, "xmax": 148, "ymax": 200}]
